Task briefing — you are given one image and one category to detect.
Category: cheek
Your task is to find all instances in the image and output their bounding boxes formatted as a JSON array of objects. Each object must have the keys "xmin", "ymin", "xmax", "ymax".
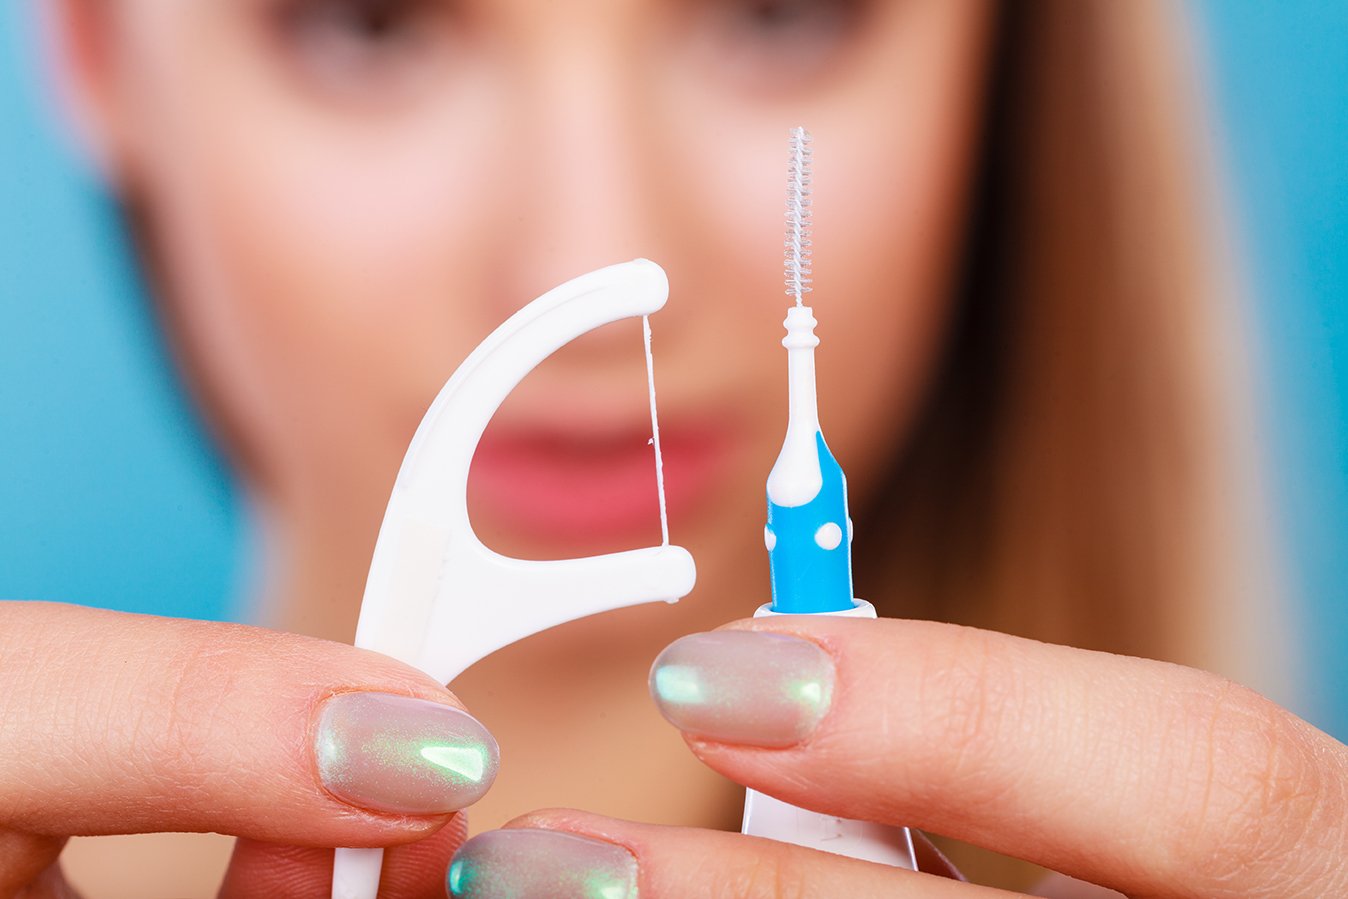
[
  {"xmin": 819, "ymin": 119, "xmax": 980, "ymax": 495},
  {"xmin": 133, "ymin": 59, "xmax": 517, "ymax": 490},
  {"xmin": 806, "ymin": 4, "xmax": 992, "ymax": 495}
]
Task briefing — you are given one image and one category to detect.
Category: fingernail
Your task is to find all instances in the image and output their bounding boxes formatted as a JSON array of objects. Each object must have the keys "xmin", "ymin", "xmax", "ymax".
[
  {"xmin": 649, "ymin": 630, "xmax": 834, "ymax": 747},
  {"xmin": 447, "ymin": 829, "xmax": 638, "ymax": 899},
  {"xmin": 313, "ymin": 692, "xmax": 499, "ymax": 815}
]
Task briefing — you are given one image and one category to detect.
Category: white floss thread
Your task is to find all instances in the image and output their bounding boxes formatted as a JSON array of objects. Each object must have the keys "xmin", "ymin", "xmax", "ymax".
[{"xmin": 643, "ymin": 314, "xmax": 670, "ymax": 545}]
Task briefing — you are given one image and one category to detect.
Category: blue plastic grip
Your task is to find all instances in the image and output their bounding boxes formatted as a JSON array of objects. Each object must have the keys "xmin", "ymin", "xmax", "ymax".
[{"xmin": 766, "ymin": 431, "xmax": 855, "ymax": 613}]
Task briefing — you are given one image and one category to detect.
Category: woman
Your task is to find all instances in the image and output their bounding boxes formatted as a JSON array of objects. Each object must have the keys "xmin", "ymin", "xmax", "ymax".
[{"xmin": 4, "ymin": 0, "xmax": 1341, "ymax": 896}]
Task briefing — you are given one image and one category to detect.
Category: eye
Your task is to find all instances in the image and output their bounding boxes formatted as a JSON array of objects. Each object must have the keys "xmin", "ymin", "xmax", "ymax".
[
  {"xmin": 734, "ymin": 0, "xmax": 852, "ymax": 36},
  {"xmin": 692, "ymin": 0, "xmax": 869, "ymax": 89},
  {"xmin": 278, "ymin": 0, "xmax": 436, "ymax": 53},
  {"xmin": 269, "ymin": 0, "xmax": 451, "ymax": 101}
]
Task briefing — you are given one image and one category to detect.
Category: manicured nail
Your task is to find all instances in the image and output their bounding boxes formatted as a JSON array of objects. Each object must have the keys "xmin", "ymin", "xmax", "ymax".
[
  {"xmin": 447, "ymin": 829, "xmax": 639, "ymax": 899},
  {"xmin": 313, "ymin": 692, "xmax": 499, "ymax": 815},
  {"xmin": 649, "ymin": 630, "xmax": 834, "ymax": 747}
]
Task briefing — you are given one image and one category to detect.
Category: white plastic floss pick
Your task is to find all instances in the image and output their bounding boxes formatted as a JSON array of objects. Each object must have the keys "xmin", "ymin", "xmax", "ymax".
[{"xmin": 331, "ymin": 259, "xmax": 697, "ymax": 899}]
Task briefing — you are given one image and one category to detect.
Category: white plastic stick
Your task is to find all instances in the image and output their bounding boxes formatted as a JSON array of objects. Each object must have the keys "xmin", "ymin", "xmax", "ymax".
[
  {"xmin": 333, "ymin": 260, "xmax": 697, "ymax": 898},
  {"xmin": 332, "ymin": 849, "xmax": 383, "ymax": 899},
  {"xmin": 741, "ymin": 600, "xmax": 917, "ymax": 870}
]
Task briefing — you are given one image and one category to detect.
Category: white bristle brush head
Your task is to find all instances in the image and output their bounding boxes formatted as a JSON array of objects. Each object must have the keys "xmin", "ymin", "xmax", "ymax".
[{"xmin": 784, "ymin": 126, "xmax": 813, "ymax": 306}]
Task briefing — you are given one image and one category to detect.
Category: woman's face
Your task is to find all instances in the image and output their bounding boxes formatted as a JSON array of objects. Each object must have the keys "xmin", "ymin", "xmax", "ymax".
[{"xmin": 80, "ymin": 0, "xmax": 993, "ymax": 611}]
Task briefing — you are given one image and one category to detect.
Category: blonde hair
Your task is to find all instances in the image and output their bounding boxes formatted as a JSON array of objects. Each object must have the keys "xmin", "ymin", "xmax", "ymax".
[{"xmin": 858, "ymin": 1, "xmax": 1292, "ymax": 689}]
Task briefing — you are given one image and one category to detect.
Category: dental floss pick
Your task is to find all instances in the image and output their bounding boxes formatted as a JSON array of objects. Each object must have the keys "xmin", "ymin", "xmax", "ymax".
[
  {"xmin": 740, "ymin": 128, "xmax": 918, "ymax": 869},
  {"xmin": 331, "ymin": 260, "xmax": 697, "ymax": 899}
]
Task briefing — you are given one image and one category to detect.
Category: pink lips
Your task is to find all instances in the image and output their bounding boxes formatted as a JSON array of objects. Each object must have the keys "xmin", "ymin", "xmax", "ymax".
[{"xmin": 468, "ymin": 421, "xmax": 727, "ymax": 543}]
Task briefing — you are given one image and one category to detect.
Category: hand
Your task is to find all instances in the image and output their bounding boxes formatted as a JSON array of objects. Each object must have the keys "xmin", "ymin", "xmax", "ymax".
[
  {"xmin": 0, "ymin": 600, "xmax": 500, "ymax": 899},
  {"xmin": 447, "ymin": 617, "xmax": 1348, "ymax": 898}
]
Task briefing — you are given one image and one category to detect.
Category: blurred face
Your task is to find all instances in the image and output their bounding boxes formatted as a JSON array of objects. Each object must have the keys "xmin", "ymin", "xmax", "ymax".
[
  {"xmin": 71, "ymin": 0, "xmax": 994, "ymax": 827},
  {"xmin": 87, "ymin": 0, "xmax": 992, "ymax": 592}
]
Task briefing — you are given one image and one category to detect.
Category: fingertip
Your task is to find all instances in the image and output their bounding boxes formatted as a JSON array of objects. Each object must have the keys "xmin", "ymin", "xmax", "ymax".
[
  {"xmin": 0, "ymin": 603, "xmax": 499, "ymax": 850},
  {"xmin": 311, "ymin": 692, "xmax": 500, "ymax": 818}
]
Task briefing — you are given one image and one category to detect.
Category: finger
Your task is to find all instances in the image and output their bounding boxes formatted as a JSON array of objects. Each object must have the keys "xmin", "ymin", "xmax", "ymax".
[
  {"xmin": 0, "ymin": 602, "xmax": 498, "ymax": 848},
  {"xmin": 3, "ymin": 867, "xmax": 79, "ymax": 899},
  {"xmin": 447, "ymin": 810, "xmax": 1018, "ymax": 898},
  {"xmin": 218, "ymin": 813, "xmax": 468, "ymax": 899},
  {"xmin": 0, "ymin": 831, "xmax": 70, "ymax": 899},
  {"xmin": 649, "ymin": 618, "xmax": 1348, "ymax": 898}
]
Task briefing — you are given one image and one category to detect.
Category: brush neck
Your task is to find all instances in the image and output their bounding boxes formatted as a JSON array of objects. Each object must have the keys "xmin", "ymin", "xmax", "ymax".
[
  {"xmin": 783, "ymin": 305, "xmax": 820, "ymax": 436},
  {"xmin": 766, "ymin": 305, "xmax": 824, "ymax": 508}
]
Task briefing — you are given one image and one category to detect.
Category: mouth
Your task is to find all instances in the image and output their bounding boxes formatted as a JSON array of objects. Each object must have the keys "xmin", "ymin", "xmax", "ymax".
[{"xmin": 468, "ymin": 418, "xmax": 732, "ymax": 549}]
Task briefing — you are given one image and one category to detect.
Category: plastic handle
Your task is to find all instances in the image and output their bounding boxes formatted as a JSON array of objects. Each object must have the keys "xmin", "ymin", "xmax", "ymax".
[
  {"xmin": 335, "ymin": 260, "xmax": 698, "ymax": 899},
  {"xmin": 741, "ymin": 600, "xmax": 916, "ymax": 870}
]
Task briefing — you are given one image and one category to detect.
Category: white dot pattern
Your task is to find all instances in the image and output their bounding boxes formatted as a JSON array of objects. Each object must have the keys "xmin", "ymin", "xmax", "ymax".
[{"xmin": 814, "ymin": 522, "xmax": 842, "ymax": 550}]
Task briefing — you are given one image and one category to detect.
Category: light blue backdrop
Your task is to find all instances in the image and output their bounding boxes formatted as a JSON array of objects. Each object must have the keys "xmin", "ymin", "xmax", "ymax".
[
  {"xmin": 0, "ymin": 5, "xmax": 246, "ymax": 622},
  {"xmin": 1197, "ymin": 1, "xmax": 1348, "ymax": 739},
  {"xmin": 1, "ymin": 4, "xmax": 1344, "ymax": 737}
]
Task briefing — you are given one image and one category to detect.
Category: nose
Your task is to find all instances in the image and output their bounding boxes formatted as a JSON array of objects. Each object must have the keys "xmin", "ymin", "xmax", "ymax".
[{"xmin": 489, "ymin": 48, "xmax": 680, "ymax": 354}]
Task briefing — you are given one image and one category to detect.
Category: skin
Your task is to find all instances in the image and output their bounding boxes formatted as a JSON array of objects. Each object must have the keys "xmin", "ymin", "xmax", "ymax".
[
  {"xmin": 520, "ymin": 617, "xmax": 1348, "ymax": 897},
  {"xmin": 0, "ymin": 602, "xmax": 472, "ymax": 897},
  {"xmin": 7, "ymin": 0, "xmax": 1343, "ymax": 896}
]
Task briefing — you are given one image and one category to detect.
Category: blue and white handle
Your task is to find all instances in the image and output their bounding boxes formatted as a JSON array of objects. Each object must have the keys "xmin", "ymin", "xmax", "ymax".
[
  {"xmin": 741, "ymin": 304, "xmax": 917, "ymax": 870},
  {"xmin": 741, "ymin": 600, "xmax": 916, "ymax": 869}
]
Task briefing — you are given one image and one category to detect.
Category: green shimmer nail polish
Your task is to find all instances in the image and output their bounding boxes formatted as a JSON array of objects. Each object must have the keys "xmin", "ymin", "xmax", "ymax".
[
  {"xmin": 448, "ymin": 829, "xmax": 638, "ymax": 899},
  {"xmin": 313, "ymin": 692, "xmax": 499, "ymax": 815},
  {"xmin": 649, "ymin": 630, "xmax": 835, "ymax": 747}
]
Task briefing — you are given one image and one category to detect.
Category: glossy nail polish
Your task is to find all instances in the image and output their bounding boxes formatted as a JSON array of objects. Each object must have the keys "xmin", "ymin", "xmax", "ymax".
[
  {"xmin": 313, "ymin": 692, "xmax": 499, "ymax": 815},
  {"xmin": 649, "ymin": 630, "xmax": 834, "ymax": 747},
  {"xmin": 447, "ymin": 829, "xmax": 638, "ymax": 899}
]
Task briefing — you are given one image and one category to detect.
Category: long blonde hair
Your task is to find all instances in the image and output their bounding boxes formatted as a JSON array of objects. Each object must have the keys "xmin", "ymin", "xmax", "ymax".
[{"xmin": 858, "ymin": 1, "xmax": 1292, "ymax": 689}]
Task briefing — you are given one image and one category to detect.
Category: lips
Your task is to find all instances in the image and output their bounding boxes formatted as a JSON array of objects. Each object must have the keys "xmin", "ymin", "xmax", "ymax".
[{"xmin": 468, "ymin": 420, "xmax": 728, "ymax": 545}]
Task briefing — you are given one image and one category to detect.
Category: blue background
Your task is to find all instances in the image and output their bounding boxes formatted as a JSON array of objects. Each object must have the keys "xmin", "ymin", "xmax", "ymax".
[
  {"xmin": 0, "ymin": 5, "xmax": 247, "ymax": 622},
  {"xmin": 2, "ymin": 4, "xmax": 1344, "ymax": 737}
]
